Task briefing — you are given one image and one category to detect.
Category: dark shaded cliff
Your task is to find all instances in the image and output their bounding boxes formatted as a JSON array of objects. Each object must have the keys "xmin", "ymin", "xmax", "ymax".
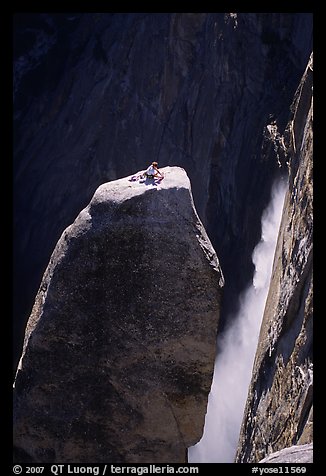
[
  {"xmin": 13, "ymin": 13, "xmax": 313, "ymax": 371},
  {"xmin": 13, "ymin": 167, "xmax": 224, "ymax": 463},
  {"xmin": 236, "ymin": 54, "xmax": 313, "ymax": 463}
]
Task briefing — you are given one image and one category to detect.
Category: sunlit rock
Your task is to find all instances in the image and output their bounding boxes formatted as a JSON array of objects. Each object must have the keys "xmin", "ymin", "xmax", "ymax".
[
  {"xmin": 13, "ymin": 166, "xmax": 224, "ymax": 463},
  {"xmin": 259, "ymin": 443, "xmax": 313, "ymax": 463},
  {"xmin": 236, "ymin": 54, "xmax": 313, "ymax": 463}
]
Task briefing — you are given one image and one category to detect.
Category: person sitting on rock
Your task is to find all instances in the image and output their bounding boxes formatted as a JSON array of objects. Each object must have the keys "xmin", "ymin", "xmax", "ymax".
[{"xmin": 144, "ymin": 161, "xmax": 163, "ymax": 179}]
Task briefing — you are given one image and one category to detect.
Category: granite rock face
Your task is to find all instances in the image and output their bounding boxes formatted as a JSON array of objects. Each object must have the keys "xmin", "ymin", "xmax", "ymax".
[
  {"xmin": 259, "ymin": 443, "xmax": 313, "ymax": 463},
  {"xmin": 13, "ymin": 13, "xmax": 313, "ymax": 369},
  {"xmin": 13, "ymin": 167, "xmax": 224, "ymax": 463},
  {"xmin": 235, "ymin": 55, "xmax": 313, "ymax": 463}
]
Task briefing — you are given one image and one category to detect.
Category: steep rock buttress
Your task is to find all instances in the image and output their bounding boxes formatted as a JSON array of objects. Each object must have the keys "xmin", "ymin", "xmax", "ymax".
[
  {"xmin": 13, "ymin": 166, "xmax": 224, "ymax": 463},
  {"xmin": 236, "ymin": 54, "xmax": 313, "ymax": 463}
]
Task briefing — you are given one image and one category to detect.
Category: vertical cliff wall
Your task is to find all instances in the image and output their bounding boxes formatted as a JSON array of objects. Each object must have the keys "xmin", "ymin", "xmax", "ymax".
[
  {"xmin": 13, "ymin": 13, "xmax": 313, "ymax": 370},
  {"xmin": 236, "ymin": 54, "xmax": 313, "ymax": 463}
]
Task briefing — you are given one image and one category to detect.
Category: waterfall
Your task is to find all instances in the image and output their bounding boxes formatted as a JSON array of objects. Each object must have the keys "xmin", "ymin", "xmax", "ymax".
[{"xmin": 188, "ymin": 178, "xmax": 287, "ymax": 463}]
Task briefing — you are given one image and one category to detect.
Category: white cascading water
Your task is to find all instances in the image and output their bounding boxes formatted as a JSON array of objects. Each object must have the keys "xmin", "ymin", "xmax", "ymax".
[{"xmin": 188, "ymin": 178, "xmax": 287, "ymax": 463}]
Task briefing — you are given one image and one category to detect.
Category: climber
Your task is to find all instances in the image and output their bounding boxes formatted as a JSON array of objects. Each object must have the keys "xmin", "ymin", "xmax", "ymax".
[{"xmin": 144, "ymin": 161, "xmax": 164, "ymax": 179}]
